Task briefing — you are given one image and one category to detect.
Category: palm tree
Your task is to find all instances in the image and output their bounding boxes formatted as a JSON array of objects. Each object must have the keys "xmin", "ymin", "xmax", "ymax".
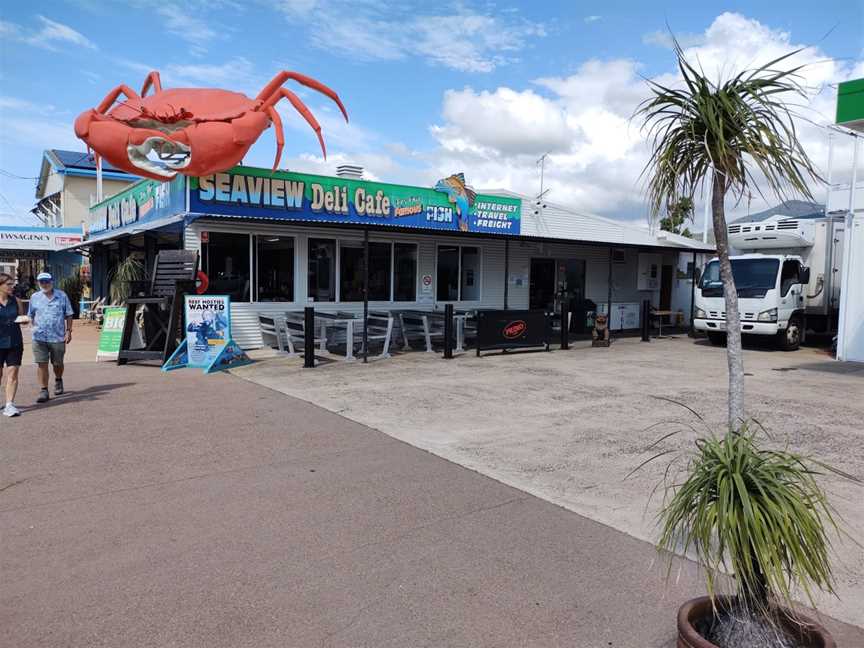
[{"xmin": 637, "ymin": 44, "xmax": 820, "ymax": 430}]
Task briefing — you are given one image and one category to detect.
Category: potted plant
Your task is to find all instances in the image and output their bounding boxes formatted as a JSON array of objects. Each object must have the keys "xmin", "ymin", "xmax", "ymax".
[
  {"xmin": 644, "ymin": 416, "xmax": 855, "ymax": 647},
  {"xmin": 632, "ymin": 41, "xmax": 857, "ymax": 646},
  {"xmin": 59, "ymin": 274, "xmax": 84, "ymax": 318},
  {"xmin": 108, "ymin": 256, "xmax": 144, "ymax": 304}
]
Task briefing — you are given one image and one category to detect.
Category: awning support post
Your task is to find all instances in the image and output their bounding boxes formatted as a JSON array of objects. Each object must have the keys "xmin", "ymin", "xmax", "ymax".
[
  {"xmin": 362, "ymin": 227, "xmax": 369, "ymax": 364},
  {"xmin": 689, "ymin": 250, "xmax": 697, "ymax": 337},
  {"xmin": 606, "ymin": 247, "xmax": 613, "ymax": 336},
  {"xmin": 503, "ymin": 238, "xmax": 510, "ymax": 310}
]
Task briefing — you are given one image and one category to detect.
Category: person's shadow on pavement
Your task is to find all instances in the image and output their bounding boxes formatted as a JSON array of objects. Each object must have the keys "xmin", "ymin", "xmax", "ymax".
[{"xmin": 17, "ymin": 382, "xmax": 135, "ymax": 412}]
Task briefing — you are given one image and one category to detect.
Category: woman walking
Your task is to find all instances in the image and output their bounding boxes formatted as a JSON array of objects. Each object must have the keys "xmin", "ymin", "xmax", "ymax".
[{"xmin": 0, "ymin": 273, "xmax": 25, "ymax": 417}]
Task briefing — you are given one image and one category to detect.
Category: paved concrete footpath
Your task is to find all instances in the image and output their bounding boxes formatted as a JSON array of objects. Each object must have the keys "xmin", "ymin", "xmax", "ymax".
[{"xmin": 1, "ymin": 364, "xmax": 861, "ymax": 648}]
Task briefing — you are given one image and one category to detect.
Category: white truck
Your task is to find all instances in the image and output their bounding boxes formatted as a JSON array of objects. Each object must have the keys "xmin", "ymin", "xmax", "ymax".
[{"xmin": 693, "ymin": 214, "xmax": 846, "ymax": 350}]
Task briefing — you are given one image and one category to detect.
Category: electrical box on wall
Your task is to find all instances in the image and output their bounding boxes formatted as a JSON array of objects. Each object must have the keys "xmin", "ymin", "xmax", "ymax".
[{"xmin": 637, "ymin": 253, "xmax": 662, "ymax": 290}]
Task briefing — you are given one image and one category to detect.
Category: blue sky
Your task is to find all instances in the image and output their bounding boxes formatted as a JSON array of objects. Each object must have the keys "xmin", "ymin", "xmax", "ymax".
[{"xmin": 1, "ymin": 1, "xmax": 862, "ymax": 226}]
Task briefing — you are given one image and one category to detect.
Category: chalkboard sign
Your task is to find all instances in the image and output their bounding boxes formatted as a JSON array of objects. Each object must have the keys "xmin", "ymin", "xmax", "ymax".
[{"xmin": 476, "ymin": 309, "xmax": 550, "ymax": 356}]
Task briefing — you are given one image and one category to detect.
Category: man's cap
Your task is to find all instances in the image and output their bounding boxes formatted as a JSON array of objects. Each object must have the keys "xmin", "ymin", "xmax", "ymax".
[{"xmin": 36, "ymin": 272, "xmax": 53, "ymax": 282}]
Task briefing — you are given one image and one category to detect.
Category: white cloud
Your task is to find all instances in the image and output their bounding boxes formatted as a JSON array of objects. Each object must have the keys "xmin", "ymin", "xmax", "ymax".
[
  {"xmin": 584, "ymin": 15, "xmax": 602, "ymax": 24},
  {"xmin": 642, "ymin": 30, "xmax": 704, "ymax": 49},
  {"xmin": 424, "ymin": 12, "xmax": 862, "ymax": 222},
  {"xmin": 0, "ymin": 95, "xmax": 77, "ymax": 151},
  {"xmin": 275, "ymin": 1, "xmax": 545, "ymax": 73},
  {"xmin": 16, "ymin": 15, "xmax": 98, "ymax": 51},
  {"xmin": 115, "ymin": 56, "xmax": 261, "ymax": 94},
  {"xmin": 156, "ymin": 6, "xmax": 221, "ymax": 56},
  {"xmin": 432, "ymin": 87, "xmax": 573, "ymax": 156}
]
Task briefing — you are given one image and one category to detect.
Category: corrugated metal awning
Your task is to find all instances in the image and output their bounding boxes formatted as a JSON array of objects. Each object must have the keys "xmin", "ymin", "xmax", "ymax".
[{"xmin": 60, "ymin": 212, "xmax": 186, "ymax": 251}]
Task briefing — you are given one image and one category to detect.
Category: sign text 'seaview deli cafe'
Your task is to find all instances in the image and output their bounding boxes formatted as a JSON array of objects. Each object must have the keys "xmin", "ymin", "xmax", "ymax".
[
  {"xmin": 78, "ymin": 164, "xmax": 712, "ymax": 349},
  {"xmin": 83, "ymin": 166, "xmax": 522, "ymax": 348}
]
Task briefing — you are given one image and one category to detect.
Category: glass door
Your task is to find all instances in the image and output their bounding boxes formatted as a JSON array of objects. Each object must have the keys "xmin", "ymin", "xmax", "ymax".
[{"xmin": 529, "ymin": 258, "xmax": 556, "ymax": 310}]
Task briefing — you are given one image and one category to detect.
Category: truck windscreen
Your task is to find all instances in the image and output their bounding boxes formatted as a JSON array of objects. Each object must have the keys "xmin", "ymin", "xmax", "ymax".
[{"xmin": 700, "ymin": 259, "xmax": 780, "ymax": 298}]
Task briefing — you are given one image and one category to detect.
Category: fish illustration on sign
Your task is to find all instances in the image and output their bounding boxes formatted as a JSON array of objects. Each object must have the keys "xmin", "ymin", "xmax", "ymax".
[{"xmin": 434, "ymin": 173, "xmax": 477, "ymax": 232}]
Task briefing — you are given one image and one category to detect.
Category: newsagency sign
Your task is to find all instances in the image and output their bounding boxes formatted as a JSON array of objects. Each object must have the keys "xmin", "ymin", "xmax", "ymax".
[
  {"xmin": 0, "ymin": 227, "xmax": 83, "ymax": 252},
  {"xmin": 88, "ymin": 174, "xmax": 186, "ymax": 236},
  {"xmin": 189, "ymin": 168, "xmax": 521, "ymax": 235}
]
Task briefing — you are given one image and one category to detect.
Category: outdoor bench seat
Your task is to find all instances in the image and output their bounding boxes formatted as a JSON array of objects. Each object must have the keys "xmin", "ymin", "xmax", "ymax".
[
  {"xmin": 399, "ymin": 310, "xmax": 445, "ymax": 352},
  {"xmin": 259, "ymin": 313, "xmax": 326, "ymax": 355},
  {"xmin": 337, "ymin": 310, "xmax": 394, "ymax": 360}
]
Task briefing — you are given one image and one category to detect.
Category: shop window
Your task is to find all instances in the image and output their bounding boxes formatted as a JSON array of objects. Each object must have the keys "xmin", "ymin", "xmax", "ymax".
[
  {"xmin": 437, "ymin": 246, "xmax": 460, "ymax": 301},
  {"xmin": 437, "ymin": 245, "xmax": 480, "ymax": 301},
  {"xmin": 460, "ymin": 246, "xmax": 480, "ymax": 300},
  {"xmin": 394, "ymin": 243, "xmax": 417, "ymax": 301},
  {"xmin": 256, "ymin": 236, "xmax": 294, "ymax": 302},
  {"xmin": 340, "ymin": 241, "xmax": 392, "ymax": 301},
  {"xmin": 308, "ymin": 238, "xmax": 336, "ymax": 302},
  {"xmin": 205, "ymin": 232, "xmax": 250, "ymax": 301}
]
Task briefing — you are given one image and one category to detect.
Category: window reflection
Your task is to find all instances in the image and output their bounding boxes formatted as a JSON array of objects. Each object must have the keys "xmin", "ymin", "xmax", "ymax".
[{"xmin": 256, "ymin": 236, "xmax": 294, "ymax": 301}]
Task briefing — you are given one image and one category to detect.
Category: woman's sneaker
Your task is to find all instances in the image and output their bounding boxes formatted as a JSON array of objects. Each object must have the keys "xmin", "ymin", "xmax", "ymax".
[
  {"xmin": 55, "ymin": 379, "xmax": 64, "ymax": 395},
  {"xmin": 36, "ymin": 388, "xmax": 50, "ymax": 403},
  {"xmin": 3, "ymin": 402, "xmax": 21, "ymax": 417}
]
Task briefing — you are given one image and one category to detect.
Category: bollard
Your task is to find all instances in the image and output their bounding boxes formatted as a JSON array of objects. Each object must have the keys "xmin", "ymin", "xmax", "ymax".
[
  {"xmin": 304, "ymin": 306, "xmax": 315, "ymax": 368},
  {"xmin": 641, "ymin": 300, "xmax": 650, "ymax": 342},
  {"xmin": 560, "ymin": 298, "xmax": 569, "ymax": 350},
  {"xmin": 443, "ymin": 303, "xmax": 454, "ymax": 359}
]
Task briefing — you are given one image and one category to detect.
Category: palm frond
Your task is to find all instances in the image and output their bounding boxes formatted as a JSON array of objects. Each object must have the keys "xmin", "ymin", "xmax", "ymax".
[{"xmin": 635, "ymin": 41, "xmax": 821, "ymax": 217}]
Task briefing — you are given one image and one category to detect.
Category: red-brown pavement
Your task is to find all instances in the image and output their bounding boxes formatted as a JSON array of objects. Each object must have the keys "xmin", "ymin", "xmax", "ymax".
[{"xmin": 2, "ymin": 362, "xmax": 862, "ymax": 648}]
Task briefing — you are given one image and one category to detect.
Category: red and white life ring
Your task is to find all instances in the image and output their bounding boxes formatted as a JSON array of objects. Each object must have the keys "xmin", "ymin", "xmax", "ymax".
[{"xmin": 195, "ymin": 271, "xmax": 209, "ymax": 294}]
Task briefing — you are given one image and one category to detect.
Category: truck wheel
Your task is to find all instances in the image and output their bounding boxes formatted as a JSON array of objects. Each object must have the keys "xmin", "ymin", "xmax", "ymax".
[
  {"xmin": 707, "ymin": 332, "xmax": 726, "ymax": 346},
  {"xmin": 778, "ymin": 316, "xmax": 801, "ymax": 351}
]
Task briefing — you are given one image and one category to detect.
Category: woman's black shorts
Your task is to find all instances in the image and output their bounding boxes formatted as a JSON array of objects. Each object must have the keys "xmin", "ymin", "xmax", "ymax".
[{"xmin": 0, "ymin": 346, "xmax": 23, "ymax": 367}]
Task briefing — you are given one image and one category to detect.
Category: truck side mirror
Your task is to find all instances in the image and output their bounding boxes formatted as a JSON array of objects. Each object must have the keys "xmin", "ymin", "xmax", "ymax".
[{"xmin": 799, "ymin": 267, "xmax": 811, "ymax": 284}]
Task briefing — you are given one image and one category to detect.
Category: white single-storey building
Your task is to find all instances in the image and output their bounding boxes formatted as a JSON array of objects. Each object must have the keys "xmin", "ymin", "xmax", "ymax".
[{"xmin": 72, "ymin": 166, "xmax": 713, "ymax": 349}]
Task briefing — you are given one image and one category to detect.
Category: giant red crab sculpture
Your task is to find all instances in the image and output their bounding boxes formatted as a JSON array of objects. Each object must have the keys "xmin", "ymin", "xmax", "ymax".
[{"xmin": 74, "ymin": 70, "xmax": 348, "ymax": 181}]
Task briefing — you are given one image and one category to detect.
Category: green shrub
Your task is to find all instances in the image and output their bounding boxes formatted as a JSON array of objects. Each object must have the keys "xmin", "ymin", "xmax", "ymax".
[
  {"xmin": 633, "ymin": 408, "xmax": 857, "ymax": 616},
  {"xmin": 59, "ymin": 275, "xmax": 84, "ymax": 318},
  {"xmin": 108, "ymin": 256, "xmax": 144, "ymax": 304}
]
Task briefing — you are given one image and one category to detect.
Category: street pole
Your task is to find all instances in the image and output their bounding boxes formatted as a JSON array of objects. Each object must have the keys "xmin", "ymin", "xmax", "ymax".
[
  {"xmin": 836, "ymin": 134, "xmax": 859, "ymax": 361},
  {"xmin": 96, "ymin": 154, "xmax": 104, "ymax": 203},
  {"xmin": 503, "ymin": 238, "xmax": 509, "ymax": 309},
  {"xmin": 363, "ymin": 227, "xmax": 369, "ymax": 363}
]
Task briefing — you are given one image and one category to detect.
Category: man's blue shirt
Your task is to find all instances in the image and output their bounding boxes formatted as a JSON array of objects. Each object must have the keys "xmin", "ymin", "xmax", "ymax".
[{"xmin": 28, "ymin": 289, "xmax": 73, "ymax": 343}]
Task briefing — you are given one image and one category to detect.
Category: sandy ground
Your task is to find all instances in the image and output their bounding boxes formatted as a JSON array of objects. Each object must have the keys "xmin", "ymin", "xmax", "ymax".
[
  {"xmin": 233, "ymin": 335, "xmax": 864, "ymax": 628},
  {"xmin": 8, "ymin": 365, "xmax": 861, "ymax": 647}
]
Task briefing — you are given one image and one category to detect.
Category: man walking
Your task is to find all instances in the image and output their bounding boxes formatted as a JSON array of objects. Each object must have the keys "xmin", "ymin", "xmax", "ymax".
[{"xmin": 28, "ymin": 272, "xmax": 73, "ymax": 403}]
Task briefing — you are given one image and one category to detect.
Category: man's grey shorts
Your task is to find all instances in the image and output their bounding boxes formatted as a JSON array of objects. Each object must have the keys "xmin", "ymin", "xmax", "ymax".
[{"xmin": 32, "ymin": 340, "xmax": 66, "ymax": 366}]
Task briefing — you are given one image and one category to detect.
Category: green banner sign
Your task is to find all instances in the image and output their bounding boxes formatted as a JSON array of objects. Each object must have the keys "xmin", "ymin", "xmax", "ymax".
[
  {"xmin": 97, "ymin": 306, "xmax": 126, "ymax": 359},
  {"xmin": 189, "ymin": 167, "xmax": 522, "ymax": 235}
]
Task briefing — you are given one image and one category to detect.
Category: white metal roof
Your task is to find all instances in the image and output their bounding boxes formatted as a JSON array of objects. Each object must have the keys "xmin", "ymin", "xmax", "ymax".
[{"xmin": 479, "ymin": 189, "xmax": 714, "ymax": 252}]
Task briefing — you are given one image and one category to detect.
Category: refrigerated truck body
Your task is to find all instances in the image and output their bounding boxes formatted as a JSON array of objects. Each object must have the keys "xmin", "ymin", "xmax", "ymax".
[{"xmin": 693, "ymin": 214, "xmax": 846, "ymax": 350}]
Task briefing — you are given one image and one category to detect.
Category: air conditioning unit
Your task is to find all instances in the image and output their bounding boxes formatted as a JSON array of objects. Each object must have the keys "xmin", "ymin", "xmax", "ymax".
[{"xmin": 728, "ymin": 217, "xmax": 815, "ymax": 250}]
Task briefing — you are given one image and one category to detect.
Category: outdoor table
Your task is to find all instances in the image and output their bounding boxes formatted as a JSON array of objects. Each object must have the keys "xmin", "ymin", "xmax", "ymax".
[
  {"xmin": 452, "ymin": 310, "xmax": 477, "ymax": 353},
  {"xmin": 314, "ymin": 312, "xmax": 358, "ymax": 361},
  {"xmin": 650, "ymin": 309, "xmax": 674, "ymax": 338},
  {"xmin": 397, "ymin": 309, "xmax": 444, "ymax": 353}
]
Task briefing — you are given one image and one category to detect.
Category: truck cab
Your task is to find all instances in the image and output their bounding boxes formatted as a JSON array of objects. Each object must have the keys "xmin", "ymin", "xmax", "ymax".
[
  {"xmin": 693, "ymin": 214, "xmax": 846, "ymax": 350},
  {"xmin": 694, "ymin": 253, "xmax": 810, "ymax": 350}
]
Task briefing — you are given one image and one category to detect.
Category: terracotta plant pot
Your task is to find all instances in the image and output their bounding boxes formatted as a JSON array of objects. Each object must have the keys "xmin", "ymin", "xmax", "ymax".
[{"xmin": 677, "ymin": 596, "xmax": 836, "ymax": 648}]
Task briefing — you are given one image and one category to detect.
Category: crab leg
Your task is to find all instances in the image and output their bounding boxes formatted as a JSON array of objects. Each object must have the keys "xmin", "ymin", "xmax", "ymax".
[
  {"xmin": 140, "ymin": 71, "xmax": 163, "ymax": 97},
  {"xmin": 263, "ymin": 88, "xmax": 328, "ymax": 158},
  {"xmin": 266, "ymin": 106, "xmax": 285, "ymax": 171},
  {"xmin": 95, "ymin": 84, "xmax": 141, "ymax": 114},
  {"xmin": 256, "ymin": 70, "xmax": 348, "ymax": 122}
]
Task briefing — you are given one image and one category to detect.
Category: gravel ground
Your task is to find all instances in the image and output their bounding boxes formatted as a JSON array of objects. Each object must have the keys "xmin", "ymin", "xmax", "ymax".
[{"xmin": 233, "ymin": 335, "xmax": 864, "ymax": 628}]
